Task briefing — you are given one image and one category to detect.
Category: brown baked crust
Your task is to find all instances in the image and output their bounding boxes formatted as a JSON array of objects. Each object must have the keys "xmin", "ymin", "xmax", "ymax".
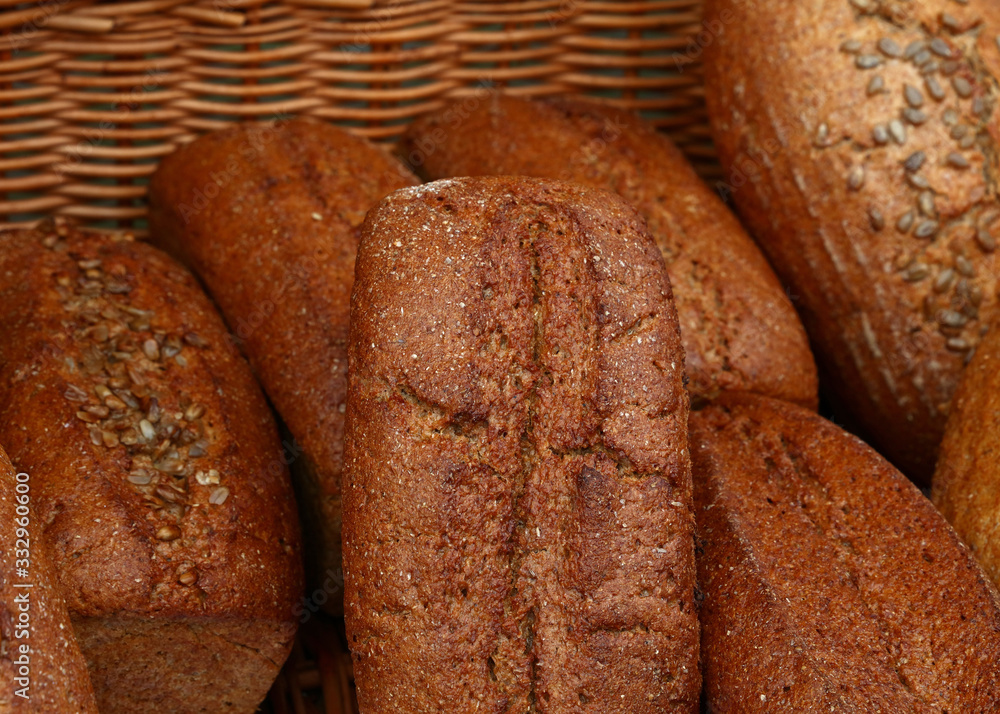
[
  {"xmin": 704, "ymin": 0, "xmax": 1000, "ymax": 481},
  {"xmin": 0, "ymin": 445, "xmax": 98, "ymax": 713},
  {"xmin": 0, "ymin": 219, "xmax": 303, "ymax": 713},
  {"xmin": 148, "ymin": 119, "xmax": 419, "ymax": 610},
  {"xmin": 690, "ymin": 393, "xmax": 1000, "ymax": 712},
  {"xmin": 933, "ymin": 322, "xmax": 1000, "ymax": 587},
  {"xmin": 400, "ymin": 95, "xmax": 818, "ymax": 409},
  {"xmin": 344, "ymin": 177, "xmax": 699, "ymax": 712}
]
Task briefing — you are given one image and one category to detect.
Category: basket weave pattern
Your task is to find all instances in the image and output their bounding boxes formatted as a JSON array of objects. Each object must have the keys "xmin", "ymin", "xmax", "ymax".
[{"xmin": 1, "ymin": 0, "xmax": 713, "ymax": 232}]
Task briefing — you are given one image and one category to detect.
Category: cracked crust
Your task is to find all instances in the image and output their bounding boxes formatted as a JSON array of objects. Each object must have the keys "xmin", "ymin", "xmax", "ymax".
[
  {"xmin": 690, "ymin": 393, "xmax": 1000, "ymax": 711},
  {"xmin": 148, "ymin": 119, "xmax": 419, "ymax": 613},
  {"xmin": 400, "ymin": 95, "xmax": 818, "ymax": 409},
  {"xmin": 704, "ymin": 0, "xmax": 1000, "ymax": 481},
  {"xmin": 0, "ymin": 445, "xmax": 98, "ymax": 713},
  {"xmin": 0, "ymin": 221, "xmax": 303, "ymax": 713},
  {"xmin": 344, "ymin": 177, "xmax": 699, "ymax": 712}
]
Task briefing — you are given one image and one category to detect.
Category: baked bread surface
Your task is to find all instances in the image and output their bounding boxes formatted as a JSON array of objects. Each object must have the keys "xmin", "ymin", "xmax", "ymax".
[
  {"xmin": 401, "ymin": 95, "xmax": 818, "ymax": 409},
  {"xmin": 344, "ymin": 177, "xmax": 700, "ymax": 712},
  {"xmin": 691, "ymin": 393, "xmax": 1000, "ymax": 712},
  {"xmin": 148, "ymin": 119, "xmax": 419, "ymax": 609},
  {"xmin": 0, "ymin": 219, "xmax": 303, "ymax": 713},
  {"xmin": 704, "ymin": 0, "xmax": 1000, "ymax": 480}
]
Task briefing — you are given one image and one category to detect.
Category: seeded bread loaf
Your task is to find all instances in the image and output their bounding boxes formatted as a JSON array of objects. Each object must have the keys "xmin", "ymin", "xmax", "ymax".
[
  {"xmin": 704, "ymin": 0, "xmax": 1000, "ymax": 481},
  {"xmin": 148, "ymin": 119, "xmax": 419, "ymax": 610},
  {"xmin": 690, "ymin": 393, "xmax": 1000, "ymax": 711},
  {"xmin": 0, "ymin": 219, "xmax": 303, "ymax": 713},
  {"xmin": 0, "ymin": 444, "xmax": 98, "ymax": 713},
  {"xmin": 934, "ymin": 321, "xmax": 1000, "ymax": 589},
  {"xmin": 344, "ymin": 177, "xmax": 700, "ymax": 712},
  {"xmin": 401, "ymin": 95, "xmax": 818, "ymax": 409}
]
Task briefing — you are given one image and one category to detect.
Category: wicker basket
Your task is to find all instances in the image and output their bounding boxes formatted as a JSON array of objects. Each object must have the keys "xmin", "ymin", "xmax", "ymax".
[{"xmin": 1, "ymin": 1, "xmax": 712, "ymax": 711}]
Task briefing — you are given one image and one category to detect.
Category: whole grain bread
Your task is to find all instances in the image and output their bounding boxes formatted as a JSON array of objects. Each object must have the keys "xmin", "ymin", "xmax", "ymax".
[
  {"xmin": 690, "ymin": 393, "xmax": 1000, "ymax": 712},
  {"xmin": 401, "ymin": 95, "xmax": 818, "ymax": 409},
  {"xmin": 704, "ymin": 0, "xmax": 1000, "ymax": 481},
  {"xmin": 148, "ymin": 119, "xmax": 419, "ymax": 611},
  {"xmin": 0, "ymin": 444, "xmax": 98, "ymax": 713},
  {"xmin": 344, "ymin": 177, "xmax": 700, "ymax": 712},
  {"xmin": 0, "ymin": 219, "xmax": 303, "ymax": 713},
  {"xmin": 934, "ymin": 320, "xmax": 1000, "ymax": 588}
]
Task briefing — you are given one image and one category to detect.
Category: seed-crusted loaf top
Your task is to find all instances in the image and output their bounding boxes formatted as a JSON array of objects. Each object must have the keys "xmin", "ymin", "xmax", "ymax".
[
  {"xmin": 344, "ymin": 176, "xmax": 700, "ymax": 712},
  {"xmin": 148, "ymin": 119, "xmax": 419, "ymax": 594},
  {"xmin": 0, "ymin": 445, "xmax": 98, "ymax": 713},
  {"xmin": 691, "ymin": 393, "xmax": 1000, "ymax": 711},
  {"xmin": 705, "ymin": 0, "xmax": 1000, "ymax": 479},
  {"xmin": 0, "ymin": 219, "xmax": 302, "ymax": 620},
  {"xmin": 934, "ymin": 320, "xmax": 1000, "ymax": 588},
  {"xmin": 401, "ymin": 95, "xmax": 818, "ymax": 409}
]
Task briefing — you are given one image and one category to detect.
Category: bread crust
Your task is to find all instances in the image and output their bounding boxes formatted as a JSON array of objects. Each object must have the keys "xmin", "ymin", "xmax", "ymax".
[
  {"xmin": 691, "ymin": 393, "xmax": 1000, "ymax": 712},
  {"xmin": 344, "ymin": 177, "xmax": 699, "ymax": 712},
  {"xmin": 0, "ymin": 219, "xmax": 303, "ymax": 713},
  {"xmin": 401, "ymin": 95, "xmax": 818, "ymax": 409},
  {"xmin": 0, "ymin": 445, "xmax": 98, "ymax": 713},
  {"xmin": 934, "ymin": 321, "xmax": 1000, "ymax": 588},
  {"xmin": 148, "ymin": 119, "xmax": 418, "ymax": 610},
  {"xmin": 704, "ymin": 0, "xmax": 1000, "ymax": 480}
]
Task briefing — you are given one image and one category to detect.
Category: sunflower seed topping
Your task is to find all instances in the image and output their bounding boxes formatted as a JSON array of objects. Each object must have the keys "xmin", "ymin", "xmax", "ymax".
[
  {"xmin": 915, "ymin": 220, "xmax": 940, "ymax": 239},
  {"xmin": 904, "ymin": 151, "xmax": 926, "ymax": 172},
  {"xmin": 976, "ymin": 228, "xmax": 996, "ymax": 252},
  {"xmin": 848, "ymin": 165, "xmax": 866, "ymax": 191},
  {"xmin": 873, "ymin": 124, "xmax": 890, "ymax": 144},
  {"xmin": 841, "ymin": 39, "xmax": 863, "ymax": 53},
  {"xmin": 904, "ymin": 108, "xmax": 928, "ymax": 125},
  {"xmin": 925, "ymin": 76, "xmax": 946, "ymax": 101},
  {"xmin": 209, "ymin": 487, "xmax": 230, "ymax": 505},
  {"xmin": 919, "ymin": 191, "xmax": 936, "ymax": 217},
  {"xmin": 904, "ymin": 84, "xmax": 924, "ymax": 108},
  {"xmin": 934, "ymin": 268, "xmax": 956, "ymax": 293},
  {"xmin": 940, "ymin": 310, "xmax": 968, "ymax": 328},
  {"xmin": 953, "ymin": 76, "xmax": 973, "ymax": 98},
  {"xmin": 156, "ymin": 525, "xmax": 181, "ymax": 542},
  {"xmin": 930, "ymin": 38, "xmax": 955, "ymax": 58},
  {"xmin": 947, "ymin": 152, "xmax": 970, "ymax": 169},
  {"xmin": 897, "ymin": 210, "xmax": 916, "ymax": 233},
  {"xmin": 904, "ymin": 263, "xmax": 930, "ymax": 282},
  {"xmin": 857, "ymin": 55, "xmax": 882, "ymax": 69},
  {"xmin": 869, "ymin": 207, "xmax": 885, "ymax": 231},
  {"xmin": 878, "ymin": 37, "xmax": 903, "ymax": 57}
]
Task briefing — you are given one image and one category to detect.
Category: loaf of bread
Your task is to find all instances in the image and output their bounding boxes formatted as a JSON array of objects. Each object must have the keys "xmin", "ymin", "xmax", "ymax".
[
  {"xmin": 344, "ymin": 177, "xmax": 700, "ymax": 712},
  {"xmin": 0, "ymin": 445, "xmax": 98, "ymax": 713},
  {"xmin": 934, "ymin": 320, "xmax": 1000, "ymax": 588},
  {"xmin": 0, "ymin": 219, "xmax": 303, "ymax": 713},
  {"xmin": 148, "ymin": 119, "xmax": 419, "ymax": 610},
  {"xmin": 401, "ymin": 95, "xmax": 818, "ymax": 409},
  {"xmin": 704, "ymin": 0, "xmax": 1000, "ymax": 480},
  {"xmin": 690, "ymin": 393, "xmax": 1000, "ymax": 711}
]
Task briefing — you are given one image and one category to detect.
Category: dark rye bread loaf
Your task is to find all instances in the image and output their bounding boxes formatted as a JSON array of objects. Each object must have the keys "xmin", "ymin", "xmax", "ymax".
[
  {"xmin": 690, "ymin": 393, "xmax": 1000, "ymax": 712},
  {"xmin": 344, "ymin": 177, "xmax": 700, "ymax": 712},
  {"xmin": 0, "ymin": 220, "xmax": 303, "ymax": 713},
  {"xmin": 400, "ymin": 95, "xmax": 818, "ymax": 409},
  {"xmin": 0, "ymin": 445, "xmax": 98, "ymax": 713},
  {"xmin": 934, "ymin": 321, "xmax": 1000, "ymax": 588},
  {"xmin": 704, "ymin": 0, "xmax": 1000, "ymax": 481},
  {"xmin": 149, "ymin": 119, "xmax": 418, "ymax": 611}
]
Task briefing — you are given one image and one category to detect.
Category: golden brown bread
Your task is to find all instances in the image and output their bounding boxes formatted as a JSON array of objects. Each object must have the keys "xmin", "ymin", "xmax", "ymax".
[
  {"xmin": 148, "ymin": 119, "xmax": 418, "ymax": 610},
  {"xmin": 401, "ymin": 94, "xmax": 818, "ymax": 409},
  {"xmin": 691, "ymin": 393, "xmax": 1000, "ymax": 712},
  {"xmin": 344, "ymin": 177, "xmax": 700, "ymax": 712},
  {"xmin": 934, "ymin": 321, "xmax": 1000, "ymax": 588},
  {"xmin": 0, "ymin": 444, "xmax": 98, "ymax": 713},
  {"xmin": 0, "ymin": 219, "xmax": 303, "ymax": 713},
  {"xmin": 704, "ymin": 0, "xmax": 1000, "ymax": 481}
]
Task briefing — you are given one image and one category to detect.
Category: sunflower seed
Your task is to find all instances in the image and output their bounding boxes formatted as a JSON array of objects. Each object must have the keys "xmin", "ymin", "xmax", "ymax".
[
  {"xmin": 188, "ymin": 440, "xmax": 209, "ymax": 458},
  {"xmin": 943, "ymin": 109, "xmax": 959, "ymax": 125},
  {"xmin": 128, "ymin": 469, "xmax": 152, "ymax": 485},
  {"xmin": 953, "ymin": 76, "xmax": 973, "ymax": 98},
  {"xmin": 64, "ymin": 384, "xmax": 89, "ymax": 402},
  {"xmin": 841, "ymin": 39, "xmax": 863, "ymax": 53},
  {"xmin": 156, "ymin": 525, "xmax": 181, "ymax": 541},
  {"xmin": 889, "ymin": 120, "xmax": 907, "ymax": 145},
  {"xmin": 947, "ymin": 338, "xmax": 970, "ymax": 353},
  {"xmin": 976, "ymin": 228, "xmax": 996, "ymax": 252},
  {"xmin": 89, "ymin": 427, "xmax": 103, "ymax": 446},
  {"xmin": 940, "ymin": 310, "xmax": 968, "ymax": 328},
  {"xmin": 913, "ymin": 50, "xmax": 933, "ymax": 66},
  {"xmin": 139, "ymin": 419, "xmax": 156, "ymax": 441},
  {"xmin": 974, "ymin": 97, "xmax": 987, "ymax": 116},
  {"xmin": 904, "ymin": 41, "xmax": 926, "ymax": 59},
  {"xmin": 941, "ymin": 14, "xmax": 961, "ymax": 32},
  {"xmin": 897, "ymin": 211, "xmax": 916, "ymax": 233},
  {"xmin": 77, "ymin": 258, "xmax": 102, "ymax": 270},
  {"xmin": 873, "ymin": 124, "xmax": 890, "ymax": 144},
  {"xmin": 868, "ymin": 75, "xmax": 886, "ymax": 95},
  {"xmin": 869, "ymin": 207, "xmax": 886, "ymax": 231},
  {"xmin": 183, "ymin": 332, "xmax": 209, "ymax": 348},
  {"xmin": 904, "ymin": 85, "xmax": 924, "ymax": 108},
  {"xmin": 148, "ymin": 397, "xmax": 161, "ymax": 422},
  {"xmin": 934, "ymin": 268, "xmax": 956, "ymax": 293},
  {"xmin": 930, "ymin": 38, "xmax": 955, "ymax": 58},
  {"xmin": 904, "ymin": 151, "xmax": 926, "ymax": 172},
  {"xmin": 956, "ymin": 255, "xmax": 975, "ymax": 277},
  {"xmin": 915, "ymin": 220, "xmax": 940, "ymax": 239},
  {"xmin": 209, "ymin": 487, "xmax": 230, "ymax": 505},
  {"xmin": 856, "ymin": 55, "xmax": 882, "ymax": 69},
  {"xmin": 143, "ymin": 339, "xmax": 160, "ymax": 361},
  {"xmin": 919, "ymin": 191, "xmax": 936, "ymax": 217},
  {"xmin": 102, "ymin": 430, "xmax": 119, "ymax": 448},
  {"xmin": 177, "ymin": 567, "xmax": 199, "ymax": 586},
  {"xmin": 815, "ymin": 123, "xmax": 829, "ymax": 144},
  {"xmin": 184, "ymin": 403, "xmax": 205, "ymax": 421},
  {"xmin": 908, "ymin": 173, "xmax": 931, "ymax": 190},
  {"xmin": 904, "ymin": 108, "xmax": 928, "ymax": 125},
  {"xmin": 948, "ymin": 152, "xmax": 970, "ymax": 168},
  {"xmin": 155, "ymin": 458, "xmax": 185, "ymax": 475},
  {"xmin": 961, "ymin": 134, "xmax": 976, "ymax": 150},
  {"xmin": 878, "ymin": 37, "xmax": 903, "ymax": 57},
  {"xmin": 76, "ymin": 410, "xmax": 100, "ymax": 424},
  {"xmin": 848, "ymin": 166, "xmax": 866, "ymax": 191},
  {"xmin": 925, "ymin": 76, "xmax": 946, "ymax": 101},
  {"xmin": 904, "ymin": 263, "xmax": 930, "ymax": 281}
]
